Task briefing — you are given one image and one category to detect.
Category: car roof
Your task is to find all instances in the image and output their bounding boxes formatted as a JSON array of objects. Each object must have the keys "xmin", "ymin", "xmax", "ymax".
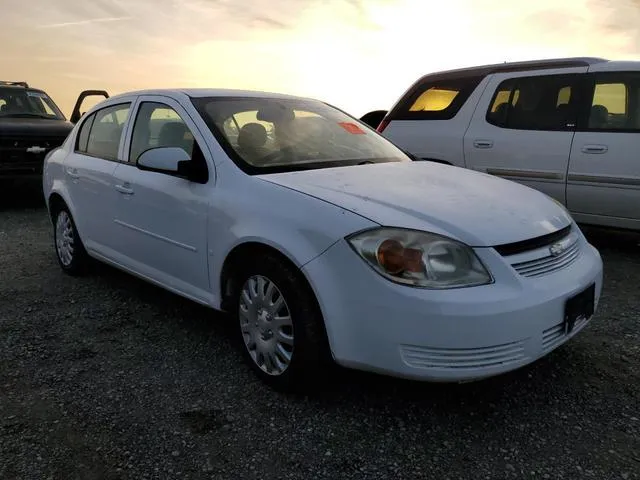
[
  {"xmin": 414, "ymin": 57, "xmax": 611, "ymax": 83},
  {"xmin": 0, "ymin": 86, "xmax": 48, "ymax": 95},
  {"xmin": 106, "ymin": 88, "xmax": 313, "ymax": 102}
]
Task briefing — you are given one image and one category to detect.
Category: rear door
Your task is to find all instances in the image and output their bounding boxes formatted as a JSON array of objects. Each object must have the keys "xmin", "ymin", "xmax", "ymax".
[
  {"xmin": 566, "ymin": 66, "xmax": 640, "ymax": 229},
  {"xmin": 63, "ymin": 101, "xmax": 133, "ymax": 251},
  {"xmin": 463, "ymin": 67, "xmax": 588, "ymax": 204}
]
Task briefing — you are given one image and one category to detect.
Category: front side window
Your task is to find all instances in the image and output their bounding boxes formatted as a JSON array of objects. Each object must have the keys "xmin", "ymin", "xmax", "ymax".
[
  {"xmin": 487, "ymin": 74, "xmax": 579, "ymax": 131},
  {"xmin": 129, "ymin": 102, "xmax": 197, "ymax": 162},
  {"xmin": 588, "ymin": 73, "xmax": 640, "ymax": 131},
  {"xmin": 85, "ymin": 103, "xmax": 131, "ymax": 160},
  {"xmin": 191, "ymin": 96, "xmax": 410, "ymax": 174},
  {"xmin": 0, "ymin": 88, "xmax": 66, "ymax": 120}
]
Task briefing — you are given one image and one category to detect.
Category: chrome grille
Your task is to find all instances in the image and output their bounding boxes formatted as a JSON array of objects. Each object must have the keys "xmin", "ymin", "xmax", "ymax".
[
  {"xmin": 0, "ymin": 135, "xmax": 66, "ymax": 166},
  {"xmin": 511, "ymin": 239, "xmax": 581, "ymax": 278}
]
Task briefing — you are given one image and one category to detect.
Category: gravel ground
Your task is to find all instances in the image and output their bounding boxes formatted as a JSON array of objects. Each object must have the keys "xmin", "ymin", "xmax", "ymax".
[{"xmin": 1, "ymin": 183, "xmax": 639, "ymax": 480}]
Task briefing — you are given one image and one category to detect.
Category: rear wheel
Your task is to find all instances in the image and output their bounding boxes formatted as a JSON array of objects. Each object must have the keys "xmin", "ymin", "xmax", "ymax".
[
  {"xmin": 232, "ymin": 253, "xmax": 331, "ymax": 391},
  {"xmin": 53, "ymin": 205, "xmax": 90, "ymax": 275}
]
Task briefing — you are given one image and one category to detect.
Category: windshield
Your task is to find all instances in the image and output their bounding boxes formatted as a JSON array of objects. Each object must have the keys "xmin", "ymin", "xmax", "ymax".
[
  {"xmin": 191, "ymin": 96, "xmax": 410, "ymax": 173},
  {"xmin": 0, "ymin": 88, "xmax": 66, "ymax": 120}
]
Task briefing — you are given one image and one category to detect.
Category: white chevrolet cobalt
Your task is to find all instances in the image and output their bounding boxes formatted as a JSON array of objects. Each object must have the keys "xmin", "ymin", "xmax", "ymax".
[{"xmin": 43, "ymin": 88, "xmax": 603, "ymax": 390}]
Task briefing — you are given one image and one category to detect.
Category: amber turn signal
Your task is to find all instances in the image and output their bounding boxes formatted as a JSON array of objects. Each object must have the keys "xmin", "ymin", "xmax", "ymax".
[{"xmin": 376, "ymin": 239, "xmax": 423, "ymax": 275}]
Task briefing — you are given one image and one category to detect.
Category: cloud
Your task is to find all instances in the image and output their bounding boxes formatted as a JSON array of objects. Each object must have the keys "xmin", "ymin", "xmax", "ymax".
[
  {"xmin": 466, "ymin": 0, "xmax": 640, "ymax": 58},
  {"xmin": 4, "ymin": 0, "xmax": 640, "ymax": 118},
  {"xmin": 36, "ymin": 16, "xmax": 132, "ymax": 29}
]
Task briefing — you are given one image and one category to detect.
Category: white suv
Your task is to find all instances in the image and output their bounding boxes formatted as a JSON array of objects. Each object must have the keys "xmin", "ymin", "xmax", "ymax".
[{"xmin": 365, "ymin": 57, "xmax": 640, "ymax": 232}]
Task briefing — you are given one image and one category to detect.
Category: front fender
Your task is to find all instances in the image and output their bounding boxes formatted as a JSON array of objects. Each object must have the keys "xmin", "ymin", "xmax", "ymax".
[{"xmin": 207, "ymin": 176, "xmax": 378, "ymax": 308}]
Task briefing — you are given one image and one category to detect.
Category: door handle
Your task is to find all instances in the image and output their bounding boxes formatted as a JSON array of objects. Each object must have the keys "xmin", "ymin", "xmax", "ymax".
[
  {"xmin": 66, "ymin": 167, "xmax": 79, "ymax": 179},
  {"xmin": 473, "ymin": 139, "xmax": 494, "ymax": 149},
  {"xmin": 114, "ymin": 183, "xmax": 134, "ymax": 195},
  {"xmin": 581, "ymin": 144, "xmax": 608, "ymax": 154}
]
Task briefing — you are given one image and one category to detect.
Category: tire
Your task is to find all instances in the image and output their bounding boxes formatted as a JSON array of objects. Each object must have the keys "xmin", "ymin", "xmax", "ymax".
[
  {"xmin": 232, "ymin": 252, "xmax": 332, "ymax": 392},
  {"xmin": 52, "ymin": 205, "xmax": 90, "ymax": 276}
]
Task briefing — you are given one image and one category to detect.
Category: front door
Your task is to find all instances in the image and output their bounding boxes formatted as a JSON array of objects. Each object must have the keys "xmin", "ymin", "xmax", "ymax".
[
  {"xmin": 567, "ymin": 68, "xmax": 640, "ymax": 229},
  {"xmin": 464, "ymin": 67, "xmax": 587, "ymax": 205},
  {"xmin": 110, "ymin": 96, "xmax": 213, "ymax": 302}
]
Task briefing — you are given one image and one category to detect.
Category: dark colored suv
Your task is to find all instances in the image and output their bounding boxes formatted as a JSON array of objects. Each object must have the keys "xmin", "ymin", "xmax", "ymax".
[{"xmin": 0, "ymin": 81, "xmax": 107, "ymax": 181}]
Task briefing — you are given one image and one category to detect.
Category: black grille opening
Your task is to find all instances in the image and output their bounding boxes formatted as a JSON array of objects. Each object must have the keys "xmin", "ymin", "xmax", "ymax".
[
  {"xmin": 0, "ymin": 135, "xmax": 67, "ymax": 149},
  {"xmin": 493, "ymin": 224, "xmax": 572, "ymax": 257}
]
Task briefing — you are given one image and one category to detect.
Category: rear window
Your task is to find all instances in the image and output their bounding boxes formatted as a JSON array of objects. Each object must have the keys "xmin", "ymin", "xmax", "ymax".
[{"xmin": 389, "ymin": 75, "xmax": 482, "ymax": 121}]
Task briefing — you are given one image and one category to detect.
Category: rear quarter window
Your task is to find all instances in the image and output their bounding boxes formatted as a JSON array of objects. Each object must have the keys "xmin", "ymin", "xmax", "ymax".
[{"xmin": 389, "ymin": 75, "xmax": 483, "ymax": 121}]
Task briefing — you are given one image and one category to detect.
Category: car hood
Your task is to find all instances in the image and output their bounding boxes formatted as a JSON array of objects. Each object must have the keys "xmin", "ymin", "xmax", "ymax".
[
  {"xmin": 257, "ymin": 161, "xmax": 573, "ymax": 247},
  {"xmin": 0, "ymin": 118, "xmax": 74, "ymax": 137}
]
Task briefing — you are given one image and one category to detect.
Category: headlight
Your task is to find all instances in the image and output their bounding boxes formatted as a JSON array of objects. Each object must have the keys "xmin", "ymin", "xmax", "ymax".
[{"xmin": 347, "ymin": 228, "xmax": 493, "ymax": 289}]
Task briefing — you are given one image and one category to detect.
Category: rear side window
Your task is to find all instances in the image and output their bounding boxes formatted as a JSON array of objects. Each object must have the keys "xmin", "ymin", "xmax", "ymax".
[
  {"xmin": 486, "ymin": 74, "xmax": 579, "ymax": 131},
  {"xmin": 85, "ymin": 103, "xmax": 131, "ymax": 160},
  {"xmin": 76, "ymin": 113, "xmax": 95, "ymax": 152},
  {"xmin": 390, "ymin": 75, "xmax": 482, "ymax": 121}
]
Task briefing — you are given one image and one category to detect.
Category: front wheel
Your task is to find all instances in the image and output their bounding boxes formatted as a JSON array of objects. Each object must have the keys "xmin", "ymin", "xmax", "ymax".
[
  {"xmin": 53, "ymin": 206, "xmax": 90, "ymax": 275},
  {"xmin": 233, "ymin": 253, "xmax": 331, "ymax": 391}
]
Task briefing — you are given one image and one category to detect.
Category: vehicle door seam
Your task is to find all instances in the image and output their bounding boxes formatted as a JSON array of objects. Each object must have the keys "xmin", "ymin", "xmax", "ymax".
[{"xmin": 462, "ymin": 75, "xmax": 493, "ymax": 168}]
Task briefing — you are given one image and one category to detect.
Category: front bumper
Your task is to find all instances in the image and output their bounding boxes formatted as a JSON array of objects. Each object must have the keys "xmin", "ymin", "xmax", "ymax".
[
  {"xmin": 0, "ymin": 161, "xmax": 43, "ymax": 178},
  {"xmin": 302, "ymin": 231, "xmax": 603, "ymax": 382}
]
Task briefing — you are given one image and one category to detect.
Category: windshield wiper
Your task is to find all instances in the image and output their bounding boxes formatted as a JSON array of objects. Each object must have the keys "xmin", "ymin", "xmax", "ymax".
[{"xmin": 357, "ymin": 160, "xmax": 375, "ymax": 165}]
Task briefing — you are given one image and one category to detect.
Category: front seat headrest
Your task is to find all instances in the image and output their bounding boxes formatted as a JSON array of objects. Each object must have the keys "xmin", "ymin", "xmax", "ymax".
[
  {"xmin": 589, "ymin": 104, "xmax": 609, "ymax": 128},
  {"xmin": 237, "ymin": 122, "xmax": 268, "ymax": 151},
  {"xmin": 158, "ymin": 122, "xmax": 190, "ymax": 149}
]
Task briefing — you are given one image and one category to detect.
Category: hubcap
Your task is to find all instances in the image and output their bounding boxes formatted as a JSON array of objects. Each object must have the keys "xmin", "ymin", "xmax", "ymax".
[
  {"xmin": 239, "ymin": 275, "xmax": 294, "ymax": 376},
  {"xmin": 55, "ymin": 211, "xmax": 74, "ymax": 267}
]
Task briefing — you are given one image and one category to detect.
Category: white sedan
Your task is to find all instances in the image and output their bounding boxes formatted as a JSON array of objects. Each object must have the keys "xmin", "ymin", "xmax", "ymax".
[{"xmin": 42, "ymin": 88, "xmax": 603, "ymax": 391}]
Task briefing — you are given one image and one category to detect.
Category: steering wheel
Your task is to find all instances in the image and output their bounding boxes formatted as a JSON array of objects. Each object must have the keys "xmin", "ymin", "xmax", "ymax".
[
  {"xmin": 331, "ymin": 143, "xmax": 365, "ymax": 157},
  {"xmin": 257, "ymin": 147, "xmax": 294, "ymax": 165}
]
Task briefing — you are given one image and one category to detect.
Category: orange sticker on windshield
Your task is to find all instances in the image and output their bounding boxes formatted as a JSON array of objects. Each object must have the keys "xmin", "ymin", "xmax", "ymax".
[{"xmin": 338, "ymin": 122, "xmax": 366, "ymax": 134}]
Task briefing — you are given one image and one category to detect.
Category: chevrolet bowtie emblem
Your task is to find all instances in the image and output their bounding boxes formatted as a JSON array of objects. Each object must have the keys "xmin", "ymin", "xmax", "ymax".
[
  {"xmin": 549, "ymin": 242, "xmax": 565, "ymax": 257},
  {"xmin": 26, "ymin": 146, "xmax": 46, "ymax": 154}
]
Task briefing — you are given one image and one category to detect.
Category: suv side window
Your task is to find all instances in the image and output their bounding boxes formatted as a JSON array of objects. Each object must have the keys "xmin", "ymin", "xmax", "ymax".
[
  {"xmin": 487, "ymin": 74, "xmax": 579, "ymax": 131},
  {"xmin": 586, "ymin": 72, "xmax": 640, "ymax": 131},
  {"xmin": 83, "ymin": 103, "xmax": 131, "ymax": 160},
  {"xmin": 391, "ymin": 76, "xmax": 483, "ymax": 121},
  {"xmin": 129, "ymin": 102, "xmax": 198, "ymax": 162}
]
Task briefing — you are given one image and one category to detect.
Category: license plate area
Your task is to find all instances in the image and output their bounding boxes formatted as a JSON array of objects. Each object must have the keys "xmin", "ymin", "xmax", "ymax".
[{"xmin": 564, "ymin": 283, "xmax": 595, "ymax": 334}]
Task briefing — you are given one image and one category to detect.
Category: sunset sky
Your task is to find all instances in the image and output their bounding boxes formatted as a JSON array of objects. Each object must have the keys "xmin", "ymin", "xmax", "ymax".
[{"xmin": 3, "ymin": 0, "xmax": 640, "ymax": 119}]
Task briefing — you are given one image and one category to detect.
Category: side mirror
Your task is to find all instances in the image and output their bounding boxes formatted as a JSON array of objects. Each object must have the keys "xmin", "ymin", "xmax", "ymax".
[
  {"xmin": 136, "ymin": 147, "xmax": 191, "ymax": 174},
  {"xmin": 360, "ymin": 110, "xmax": 388, "ymax": 129}
]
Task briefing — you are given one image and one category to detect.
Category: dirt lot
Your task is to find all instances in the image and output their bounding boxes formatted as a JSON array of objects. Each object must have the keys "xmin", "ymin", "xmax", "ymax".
[{"xmin": 1, "ymin": 184, "xmax": 639, "ymax": 480}]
